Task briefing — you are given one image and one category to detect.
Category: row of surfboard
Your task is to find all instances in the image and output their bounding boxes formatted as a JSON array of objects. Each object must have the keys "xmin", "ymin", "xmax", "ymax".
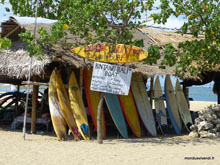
[{"xmin": 48, "ymin": 67, "xmax": 192, "ymax": 140}]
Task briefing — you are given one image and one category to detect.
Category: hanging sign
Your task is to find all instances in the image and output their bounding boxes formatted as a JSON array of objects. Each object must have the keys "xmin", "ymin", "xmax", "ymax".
[
  {"xmin": 72, "ymin": 43, "xmax": 148, "ymax": 63},
  {"xmin": 90, "ymin": 62, "xmax": 132, "ymax": 95}
]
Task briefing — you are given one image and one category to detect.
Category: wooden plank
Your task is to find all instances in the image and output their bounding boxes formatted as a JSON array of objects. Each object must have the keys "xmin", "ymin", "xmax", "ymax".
[{"xmin": 21, "ymin": 81, "xmax": 49, "ymax": 86}]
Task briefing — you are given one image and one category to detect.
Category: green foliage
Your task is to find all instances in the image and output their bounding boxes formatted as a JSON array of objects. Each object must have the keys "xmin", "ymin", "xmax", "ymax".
[
  {"xmin": 0, "ymin": 36, "xmax": 11, "ymax": 50},
  {"xmin": 19, "ymin": 31, "xmax": 43, "ymax": 58},
  {"xmin": 2, "ymin": 0, "xmax": 220, "ymax": 77},
  {"xmin": 2, "ymin": 0, "xmax": 148, "ymax": 59},
  {"xmin": 143, "ymin": 45, "xmax": 161, "ymax": 65},
  {"xmin": 145, "ymin": 0, "xmax": 220, "ymax": 77}
]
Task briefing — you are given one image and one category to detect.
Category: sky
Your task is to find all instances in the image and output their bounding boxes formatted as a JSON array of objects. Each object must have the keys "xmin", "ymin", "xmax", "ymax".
[{"xmin": 0, "ymin": 0, "xmax": 186, "ymax": 29}]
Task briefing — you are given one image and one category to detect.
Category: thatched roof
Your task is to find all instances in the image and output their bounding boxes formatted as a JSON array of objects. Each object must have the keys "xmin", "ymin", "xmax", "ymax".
[
  {"xmin": 0, "ymin": 41, "xmax": 52, "ymax": 79},
  {"xmin": 0, "ymin": 17, "xmax": 182, "ymax": 81},
  {"xmin": 140, "ymin": 27, "xmax": 204, "ymax": 49},
  {"xmin": 140, "ymin": 27, "xmax": 220, "ymax": 81}
]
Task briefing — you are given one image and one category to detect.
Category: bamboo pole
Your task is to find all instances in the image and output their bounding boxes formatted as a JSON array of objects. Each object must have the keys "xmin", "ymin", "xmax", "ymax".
[
  {"xmin": 22, "ymin": 1, "xmax": 38, "ymax": 140},
  {"xmin": 31, "ymin": 76, "xmax": 39, "ymax": 134},
  {"xmin": 97, "ymin": 92, "xmax": 104, "ymax": 144}
]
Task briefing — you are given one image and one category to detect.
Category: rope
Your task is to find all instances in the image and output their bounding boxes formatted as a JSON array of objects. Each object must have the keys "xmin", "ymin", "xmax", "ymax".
[{"xmin": 22, "ymin": 0, "xmax": 38, "ymax": 140}]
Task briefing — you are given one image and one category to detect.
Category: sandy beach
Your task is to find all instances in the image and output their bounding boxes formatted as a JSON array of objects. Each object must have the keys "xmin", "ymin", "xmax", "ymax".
[
  {"xmin": 0, "ymin": 129, "xmax": 220, "ymax": 165},
  {"xmin": 0, "ymin": 101, "xmax": 219, "ymax": 165}
]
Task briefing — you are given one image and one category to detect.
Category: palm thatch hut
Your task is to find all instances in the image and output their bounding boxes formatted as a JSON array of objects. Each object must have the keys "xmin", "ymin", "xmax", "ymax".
[{"xmin": 0, "ymin": 16, "xmax": 178, "ymax": 134}]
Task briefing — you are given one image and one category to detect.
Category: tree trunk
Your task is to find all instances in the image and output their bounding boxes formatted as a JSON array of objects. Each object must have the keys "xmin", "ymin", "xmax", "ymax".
[{"xmin": 97, "ymin": 92, "xmax": 104, "ymax": 144}]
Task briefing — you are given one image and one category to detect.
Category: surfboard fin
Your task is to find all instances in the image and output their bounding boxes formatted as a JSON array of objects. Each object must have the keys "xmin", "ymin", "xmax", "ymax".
[{"xmin": 80, "ymin": 124, "xmax": 89, "ymax": 137}]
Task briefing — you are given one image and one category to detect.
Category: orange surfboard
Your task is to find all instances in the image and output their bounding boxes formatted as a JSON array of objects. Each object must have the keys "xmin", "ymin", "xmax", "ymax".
[
  {"xmin": 83, "ymin": 67, "xmax": 106, "ymax": 137},
  {"xmin": 118, "ymin": 90, "xmax": 141, "ymax": 137}
]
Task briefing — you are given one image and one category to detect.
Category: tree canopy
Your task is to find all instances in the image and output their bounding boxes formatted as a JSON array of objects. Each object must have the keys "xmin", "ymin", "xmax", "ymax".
[
  {"xmin": 0, "ymin": 36, "xmax": 11, "ymax": 49},
  {"xmin": 1, "ymin": 0, "xmax": 220, "ymax": 77},
  {"xmin": 147, "ymin": 0, "xmax": 220, "ymax": 77}
]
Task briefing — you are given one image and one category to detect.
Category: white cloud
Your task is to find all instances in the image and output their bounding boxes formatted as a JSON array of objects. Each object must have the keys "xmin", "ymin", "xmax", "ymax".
[
  {"xmin": 0, "ymin": 0, "xmax": 16, "ymax": 23},
  {"xmin": 146, "ymin": 17, "xmax": 186, "ymax": 29}
]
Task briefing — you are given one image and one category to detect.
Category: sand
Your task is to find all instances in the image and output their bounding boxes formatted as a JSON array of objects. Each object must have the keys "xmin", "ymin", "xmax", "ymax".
[{"xmin": 0, "ymin": 101, "xmax": 220, "ymax": 165}]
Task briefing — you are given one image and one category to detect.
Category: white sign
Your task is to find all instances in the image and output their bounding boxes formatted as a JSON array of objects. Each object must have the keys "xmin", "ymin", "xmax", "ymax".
[{"xmin": 90, "ymin": 62, "xmax": 132, "ymax": 95}]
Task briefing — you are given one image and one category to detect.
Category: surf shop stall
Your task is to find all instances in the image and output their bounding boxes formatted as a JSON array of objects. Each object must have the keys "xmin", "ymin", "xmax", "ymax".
[{"xmin": 1, "ymin": 16, "xmax": 217, "ymax": 143}]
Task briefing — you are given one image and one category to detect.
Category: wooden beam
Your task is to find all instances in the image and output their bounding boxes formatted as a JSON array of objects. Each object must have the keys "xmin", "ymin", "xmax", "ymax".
[
  {"xmin": 21, "ymin": 81, "xmax": 49, "ymax": 86},
  {"xmin": 3, "ymin": 25, "xmax": 20, "ymax": 38},
  {"xmin": 31, "ymin": 77, "xmax": 39, "ymax": 134}
]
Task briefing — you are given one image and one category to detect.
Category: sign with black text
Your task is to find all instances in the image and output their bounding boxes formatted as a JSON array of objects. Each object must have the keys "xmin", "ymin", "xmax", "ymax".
[{"xmin": 90, "ymin": 62, "xmax": 132, "ymax": 95}]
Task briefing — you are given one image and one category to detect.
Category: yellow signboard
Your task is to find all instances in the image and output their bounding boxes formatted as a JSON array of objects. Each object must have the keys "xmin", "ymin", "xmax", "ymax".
[{"xmin": 71, "ymin": 43, "xmax": 148, "ymax": 63}]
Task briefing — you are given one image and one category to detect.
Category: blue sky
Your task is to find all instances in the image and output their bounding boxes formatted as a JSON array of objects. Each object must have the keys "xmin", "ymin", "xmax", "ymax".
[{"xmin": 0, "ymin": 0, "xmax": 15, "ymax": 23}]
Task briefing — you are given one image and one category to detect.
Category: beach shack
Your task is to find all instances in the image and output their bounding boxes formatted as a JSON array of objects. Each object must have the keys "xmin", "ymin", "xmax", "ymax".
[{"xmin": 0, "ymin": 16, "xmax": 218, "ymax": 141}]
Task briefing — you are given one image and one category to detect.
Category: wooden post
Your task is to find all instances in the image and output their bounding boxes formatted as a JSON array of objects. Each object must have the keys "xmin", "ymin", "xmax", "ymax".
[
  {"xmin": 183, "ymin": 83, "xmax": 190, "ymax": 108},
  {"xmin": 80, "ymin": 67, "xmax": 83, "ymax": 95},
  {"xmin": 97, "ymin": 92, "xmax": 104, "ymax": 144},
  {"xmin": 31, "ymin": 76, "xmax": 39, "ymax": 134},
  {"xmin": 14, "ymin": 85, "xmax": 20, "ymax": 117},
  {"xmin": 218, "ymin": 91, "xmax": 220, "ymax": 104},
  {"xmin": 150, "ymin": 76, "xmax": 154, "ymax": 107}
]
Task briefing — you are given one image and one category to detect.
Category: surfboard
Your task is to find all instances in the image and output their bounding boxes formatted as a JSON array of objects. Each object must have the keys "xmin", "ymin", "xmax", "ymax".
[
  {"xmin": 131, "ymin": 73, "xmax": 157, "ymax": 136},
  {"xmin": 48, "ymin": 68, "xmax": 67, "ymax": 141},
  {"xmin": 69, "ymin": 71, "xmax": 90, "ymax": 140},
  {"xmin": 72, "ymin": 43, "xmax": 148, "ymax": 63},
  {"xmin": 83, "ymin": 67, "xmax": 106, "ymax": 137},
  {"xmin": 104, "ymin": 93, "xmax": 128, "ymax": 138},
  {"xmin": 56, "ymin": 70, "xmax": 80, "ymax": 140},
  {"xmin": 154, "ymin": 76, "xmax": 168, "ymax": 134},
  {"xmin": 175, "ymin": 79, "xmax": 192, "ymax": 132},
  {"xmin": 118, "ymin": 90, "xmax": 141, "ymax": 137},
  {"xmin": 165, "ymin": 75, "xmax": 182, "ymax": 135}
]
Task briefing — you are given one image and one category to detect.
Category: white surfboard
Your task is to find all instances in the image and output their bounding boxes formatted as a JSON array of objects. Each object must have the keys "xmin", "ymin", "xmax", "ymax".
[
  {"xmin": 175, "ymin": 79, "xmax": 192, "ymax": 132},
  {"xmin": 154, "ymin": 76, "xmax": 168, "ymax": 134},
  {"xmin": 131, "ymin": 73, "xmax": 157, "ymax": 136}
]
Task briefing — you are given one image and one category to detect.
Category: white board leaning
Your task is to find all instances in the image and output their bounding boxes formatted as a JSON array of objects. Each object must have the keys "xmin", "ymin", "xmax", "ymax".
[{"xmin": 90, "ymin": 62, "xmax": 132, "ymax": 95}]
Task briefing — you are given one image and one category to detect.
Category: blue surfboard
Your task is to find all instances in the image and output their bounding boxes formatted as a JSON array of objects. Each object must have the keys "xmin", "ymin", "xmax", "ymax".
[
  {"xmin": 165, "ymin": 75, "xmax": 182, "ymax": 135},
  {"xmin": 104, "ymin": 93, "xmax": 128, "ymax": 138}
]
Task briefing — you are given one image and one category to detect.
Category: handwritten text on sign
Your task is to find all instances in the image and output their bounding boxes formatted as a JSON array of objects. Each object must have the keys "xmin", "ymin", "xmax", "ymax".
[{"xmin": 90, "ymin": 62, "xmax": 132, "ymax": 95}]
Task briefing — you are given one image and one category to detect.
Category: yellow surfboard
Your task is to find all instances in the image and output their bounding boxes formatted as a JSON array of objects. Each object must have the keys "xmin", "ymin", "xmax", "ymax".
[
  {"xmin": 48, "ymin": 68, "xmax": 67, "ymax": 141},
  {"xmin": 72, "ymin": 43, "xmax": 148, "ymax": 63},
  {"xmin": 68, "ymin": 71, "xmax": 90, "ymax": 140},
  {"xmin": 56, "ymin": 70, "xmax": 80, "ymax": 140},
  {"xmin": 83, "ymin": 67, "xmax": 106, "ymax": 137},
  {"xmin": 118, "ymin": 90, "xmax": 141, "ymax": 137}
]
